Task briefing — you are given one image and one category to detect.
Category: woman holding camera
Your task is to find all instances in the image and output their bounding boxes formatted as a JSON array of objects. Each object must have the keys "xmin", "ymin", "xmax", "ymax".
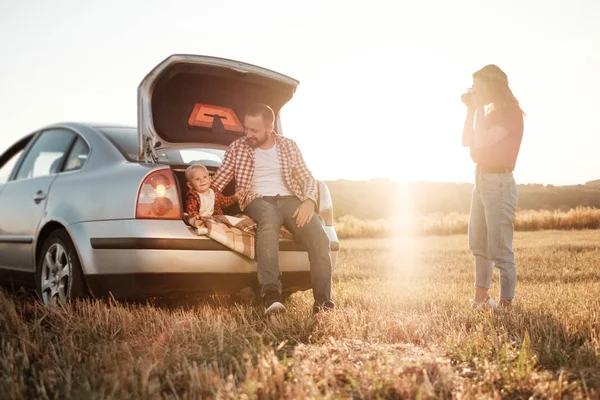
[{"xmin": 461, "ymin": 64, "xmax": 525, "ymax": 309}]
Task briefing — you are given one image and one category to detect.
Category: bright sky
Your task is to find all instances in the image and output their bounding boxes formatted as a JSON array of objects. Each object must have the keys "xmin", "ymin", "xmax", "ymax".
[{"xmin": 1, "ymin": 0, "xmax": 599, "ymax": 185}]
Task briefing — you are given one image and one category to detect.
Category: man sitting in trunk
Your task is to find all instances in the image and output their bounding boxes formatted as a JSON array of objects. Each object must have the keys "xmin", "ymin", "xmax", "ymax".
[{"xmin": 211, "ymin": 103, "xmax": 334, "ymax": 315}]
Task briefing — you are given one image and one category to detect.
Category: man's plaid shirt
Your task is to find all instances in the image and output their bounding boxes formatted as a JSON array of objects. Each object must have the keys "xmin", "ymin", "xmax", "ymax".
[{"xmin": 211, "ymin": 133, "xmax": 318, "ymax": 211}]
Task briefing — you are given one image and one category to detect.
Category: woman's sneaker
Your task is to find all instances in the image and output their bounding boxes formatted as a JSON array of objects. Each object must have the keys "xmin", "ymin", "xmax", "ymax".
[
  {"xmin": 470, "ymin": 296, "xmax": 501, "ymax": 311},
  {"xmin": 264, "ymin": 292, "xmax": 286, "ymax": 315}
]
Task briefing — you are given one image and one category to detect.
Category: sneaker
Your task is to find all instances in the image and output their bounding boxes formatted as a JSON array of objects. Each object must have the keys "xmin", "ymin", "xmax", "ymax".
[
  {"xmin": 264, "ymin": 292, "xmax": 286, "ymax": 315},
  {"xmin": 470, "ymin": 296, "xmax": 500, "ymax": 311},
  {"xmin": 313, "ymin": 300, "xmax": 335, "ymax": 314}
]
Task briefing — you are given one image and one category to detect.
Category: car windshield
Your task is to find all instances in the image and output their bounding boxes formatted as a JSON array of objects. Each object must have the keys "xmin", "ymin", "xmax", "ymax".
[{"xmin": 98, "ymin": 127, "xmax": 225, "ymax": 166}]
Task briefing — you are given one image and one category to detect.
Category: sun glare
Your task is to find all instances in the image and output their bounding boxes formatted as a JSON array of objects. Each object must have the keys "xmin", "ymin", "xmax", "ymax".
[{"xmin": 387, "ymin": 183, "xmax": 422, "ymax": 280}]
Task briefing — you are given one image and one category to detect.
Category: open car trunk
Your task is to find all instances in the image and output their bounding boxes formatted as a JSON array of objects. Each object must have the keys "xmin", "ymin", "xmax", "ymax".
[{"xmin": 137, "ymin": 55, "xmax": 299, "ymax": 162}]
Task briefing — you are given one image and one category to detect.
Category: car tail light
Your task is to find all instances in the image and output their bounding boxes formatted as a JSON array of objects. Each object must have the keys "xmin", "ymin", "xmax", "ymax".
[
  {"xmin": 136, "ymin": 169, "xmax": 182, "ymax": 220},
  {"xmin": 317, "ymin": 181, "xmax": 334, "ymax": 226}
]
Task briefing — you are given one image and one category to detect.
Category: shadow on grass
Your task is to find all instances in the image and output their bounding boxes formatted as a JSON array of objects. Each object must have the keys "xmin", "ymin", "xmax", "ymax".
[
  {"xmin": 475, "ymin": 306, "xmax": 600, "ymax": 396},
  {"xmin": 516, "ymin": 308, "xmax": 599, "ymax": 385}
]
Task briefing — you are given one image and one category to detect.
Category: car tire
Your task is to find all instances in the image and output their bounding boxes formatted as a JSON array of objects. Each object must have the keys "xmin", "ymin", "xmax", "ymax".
[{"xmin": 36, "ymin": 229, "xmax": 87, "ymax": 305}]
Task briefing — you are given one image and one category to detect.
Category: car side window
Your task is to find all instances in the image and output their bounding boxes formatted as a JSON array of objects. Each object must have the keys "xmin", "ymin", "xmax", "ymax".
[
  {"xmin": 64, "ymin": 137, "xmax": 90, "ymax": 172},
  {"xmin": 14, "ymin": 129, "xmax": 75, "ymax": 180},
  {"xmin": 0, "ymin": 149, "xmax": 24, "ymax": 184}
]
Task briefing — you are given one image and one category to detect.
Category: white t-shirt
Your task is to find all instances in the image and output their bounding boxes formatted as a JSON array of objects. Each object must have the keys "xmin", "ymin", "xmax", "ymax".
[
  {"xmin": 251, "ymin": 144, "xmax": 293, "ymax": 196},
  {"xmin": 198, "ymin": 189, "xmax": 215, "ymax": 217}
]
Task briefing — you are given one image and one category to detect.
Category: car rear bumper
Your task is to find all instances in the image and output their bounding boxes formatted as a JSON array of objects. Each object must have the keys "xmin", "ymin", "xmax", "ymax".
[
  {"xmin": 67, "ymin": 219, "xmax": 339, "ymax": 296},
  {"xmin": 89, "ymin": 237, "xmax": 340, "ymax": 252}
]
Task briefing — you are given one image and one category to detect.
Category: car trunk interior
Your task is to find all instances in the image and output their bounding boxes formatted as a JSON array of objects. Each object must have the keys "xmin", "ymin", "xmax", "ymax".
[
  {"xmin": 150, "ymin": 65, "xmax": 295, "ymax": 148},
  {"xmin": 147, "ymin": 62, "xmax": 296, "ymax": 221}
]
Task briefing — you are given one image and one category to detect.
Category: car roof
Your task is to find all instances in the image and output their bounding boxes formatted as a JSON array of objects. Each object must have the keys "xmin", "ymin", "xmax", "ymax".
[{"xmin": 89, "ymin": 124, "xmax": 136, "ymax": 130}]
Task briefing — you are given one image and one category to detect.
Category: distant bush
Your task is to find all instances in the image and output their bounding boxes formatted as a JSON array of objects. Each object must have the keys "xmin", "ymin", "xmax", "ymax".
[
  {"xmin": 335, "ymin": 207, "xmax": 600, "ymax": 238},
  {"xmin": 326, "ymin": 180, "xmax": 600, "ymax": 220}
]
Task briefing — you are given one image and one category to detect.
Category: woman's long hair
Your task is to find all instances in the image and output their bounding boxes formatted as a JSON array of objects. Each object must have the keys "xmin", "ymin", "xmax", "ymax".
[{"xmin": 473, "ymin": 65, "xmax": 525, "ymax": 116}]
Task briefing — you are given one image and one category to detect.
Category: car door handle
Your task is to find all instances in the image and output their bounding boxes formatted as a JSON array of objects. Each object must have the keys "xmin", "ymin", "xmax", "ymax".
[{"xmin": 33, "ymin": 191, "xmax": 47, "ymax": 203}]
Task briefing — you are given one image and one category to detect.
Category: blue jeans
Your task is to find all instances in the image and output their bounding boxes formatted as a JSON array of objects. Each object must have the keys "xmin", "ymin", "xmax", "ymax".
[
  {"xmin": 244, "ymin": 196, "xmax": 333, "ymax": 305},
  {"xmin": 468, "ymin": 171, "xmax": 518, "ymax": 300}
]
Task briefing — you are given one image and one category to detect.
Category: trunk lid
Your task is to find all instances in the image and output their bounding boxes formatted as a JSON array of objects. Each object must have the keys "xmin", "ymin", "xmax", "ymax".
[{"xmin": 137, "ymin": 54, "xmax": 299, "ymax": 162}]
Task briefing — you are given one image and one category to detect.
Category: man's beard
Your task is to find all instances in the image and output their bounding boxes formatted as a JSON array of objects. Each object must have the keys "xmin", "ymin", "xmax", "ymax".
[{"xmin": 248, "ymin": 135, "xmax": 267, "ymax": 148}]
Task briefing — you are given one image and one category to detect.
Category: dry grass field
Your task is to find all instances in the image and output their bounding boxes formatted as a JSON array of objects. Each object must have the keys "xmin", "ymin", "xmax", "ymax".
[{"xmin": 1, "ymin": 230, "xmax": 599, "ymax": 399}]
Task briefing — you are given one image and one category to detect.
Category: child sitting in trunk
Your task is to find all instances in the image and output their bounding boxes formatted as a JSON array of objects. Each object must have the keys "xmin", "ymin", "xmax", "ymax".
[{"xmin": 185, "ymin": 164, "xmax": 241, "ymax": 226}]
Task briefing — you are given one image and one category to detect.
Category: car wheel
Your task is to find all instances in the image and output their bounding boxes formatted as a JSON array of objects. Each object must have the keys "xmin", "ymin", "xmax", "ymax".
[{"xmin": 36, "ymin": 230, "xmax": 87, "ymax": 305}]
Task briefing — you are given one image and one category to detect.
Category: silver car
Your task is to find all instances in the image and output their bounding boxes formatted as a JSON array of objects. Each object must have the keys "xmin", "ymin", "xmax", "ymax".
[{"xmin": 0, "ymin": 55, "xmax": 338, "ymax": 304}]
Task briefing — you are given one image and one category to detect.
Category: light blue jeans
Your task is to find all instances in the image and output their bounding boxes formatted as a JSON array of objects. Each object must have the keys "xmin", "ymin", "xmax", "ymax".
[
  {"xmin": 468, "ymin": 171, "xmax": 518, "ymax": 300},
  {"xmin": 243, "ymin": 196, "xmax": 333, "ymax": 306}
]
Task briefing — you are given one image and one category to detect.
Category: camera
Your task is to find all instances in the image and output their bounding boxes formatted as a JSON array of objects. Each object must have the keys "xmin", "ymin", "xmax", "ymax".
[{"xmin": 461, "ymin": 87, "xmax": 474, "ymax": 106}]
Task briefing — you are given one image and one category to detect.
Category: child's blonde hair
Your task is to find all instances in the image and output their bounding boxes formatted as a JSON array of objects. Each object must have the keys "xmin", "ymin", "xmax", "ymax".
[{"xmin": 185, "ymin": 164, "xmax": 209, "ymax": 181}]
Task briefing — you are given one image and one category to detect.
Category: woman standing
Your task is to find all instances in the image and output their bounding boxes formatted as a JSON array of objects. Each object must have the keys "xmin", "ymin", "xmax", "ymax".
[{"xmin": 461, "ymin": 64, "xmax": 525, "ymax": 309}]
